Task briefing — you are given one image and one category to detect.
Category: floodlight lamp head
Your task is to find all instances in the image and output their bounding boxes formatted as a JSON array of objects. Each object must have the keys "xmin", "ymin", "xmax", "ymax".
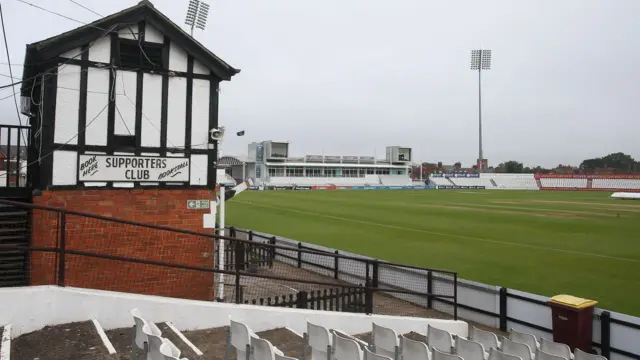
[
  {"xmin": 185, "ymin": 0, "xmax": 201, "ymax": 26},
  {"xmin": 470, "ymin": 49, "xmax": 492, "ymax": 70}
]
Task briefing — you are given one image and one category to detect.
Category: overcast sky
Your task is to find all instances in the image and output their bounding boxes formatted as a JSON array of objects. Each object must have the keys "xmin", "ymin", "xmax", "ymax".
[{"xmin": 1, "ymin": 0, "xmax": 638, "ymax": 168}]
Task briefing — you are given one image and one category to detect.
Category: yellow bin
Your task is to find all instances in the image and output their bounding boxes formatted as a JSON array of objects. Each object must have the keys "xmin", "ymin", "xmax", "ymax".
[{"xmin": 548, "ymin": 295, "xmax": 597, "ymax": 352}]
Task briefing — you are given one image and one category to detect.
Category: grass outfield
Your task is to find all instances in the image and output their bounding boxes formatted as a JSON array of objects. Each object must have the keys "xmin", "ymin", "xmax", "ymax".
[{"xmin": 225, "ymin": 190, "xmax": 640, "ymax": 316}]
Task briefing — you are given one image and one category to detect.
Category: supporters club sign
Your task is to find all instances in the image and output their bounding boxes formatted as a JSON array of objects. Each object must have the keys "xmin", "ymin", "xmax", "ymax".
[{"xmin": 78, "ymin": 155, "xmax": 190, "ymax": 182}]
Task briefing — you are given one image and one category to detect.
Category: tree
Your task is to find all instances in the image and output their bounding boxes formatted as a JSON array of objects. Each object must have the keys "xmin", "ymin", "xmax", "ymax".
[
  {"xmin": 454, "ymin": 162, "xmax": 462, "ymax": 170},
  {"xmin": 580, "ymin": 152, "xmax": 635, "ymax": 172},
  {"xmin": 497, "ymin": 161, "xmax": 523, "ymax": 173}
]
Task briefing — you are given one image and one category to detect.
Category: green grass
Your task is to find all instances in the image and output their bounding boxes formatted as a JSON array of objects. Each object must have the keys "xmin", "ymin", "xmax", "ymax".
[{"xmin": 225, "ymin": 190, "xmax": 640, "ymax": 316}]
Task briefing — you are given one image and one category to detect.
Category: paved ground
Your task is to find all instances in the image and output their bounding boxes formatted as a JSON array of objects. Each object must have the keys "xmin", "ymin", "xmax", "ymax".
[{"xmin": 11, "ymin": 321, "xmax": 117, "ymax": 360}]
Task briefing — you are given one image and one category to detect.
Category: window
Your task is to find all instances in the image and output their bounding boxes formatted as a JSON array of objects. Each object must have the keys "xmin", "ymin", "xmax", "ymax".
[
  {"xmin": 342, "ymin": 168, "xmax": 358, "ymax": 177},
  {"xmin": 286, "ymin": 167, "xmax": 303, "ymax": 177},
  {"xmin": 118, "ymin": 40, "xmax": 164, "ymax": 69},
  {"xmin": 306, "ymin": 168, "xmax": 321, "ymax": 177},
  {"xmin": 113, "ymin": 135, "xmax": 135, "ymax": 149}
]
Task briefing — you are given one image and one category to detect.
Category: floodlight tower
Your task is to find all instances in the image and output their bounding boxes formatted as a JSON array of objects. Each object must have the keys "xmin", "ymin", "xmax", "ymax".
[
  {"xmin": 470, "ymin": 49, "xmax": 491, "ymax": 170},
  {"xmin": 185, "ymin": 0, "xmax": 210, "ymax": 37}
]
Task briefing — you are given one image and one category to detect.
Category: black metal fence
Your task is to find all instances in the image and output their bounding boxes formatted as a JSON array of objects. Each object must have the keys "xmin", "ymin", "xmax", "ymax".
[
  {"xmin": 243, "ymin": 286, "xmax": 367, "ymax": 313},
  {"xmin": 225, "ymin": 227, "xmax": 458, "ymax": 318},
  {"xmin": 0, "ymin": 199, "xmax": 458, "ymax": 319}
]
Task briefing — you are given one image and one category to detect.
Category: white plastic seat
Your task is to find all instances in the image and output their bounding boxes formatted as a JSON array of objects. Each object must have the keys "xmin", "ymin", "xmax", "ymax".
[
  {"xmin": 433, "ymin": 348, "xmax": 463, "ymax": 360},
  {"xmin": 159, "ymin": 340, "xmax": 188, "ymax": 360},
  {"xmin": 509, "ymin": 329, "xmax": 539, "ymax": 352},
  {"xmin": 229, "ymin": 319, "xmax": 259, "ymax": 360},
  {"xmin": 277, "ymin": 353, "xmax": 301, "ymax": 360},
  {"xmin": 399, "ymin": 334, "xmax": 430, "ymax": 360},
  {"xmin": 365, "ymin": 346, "xmax": 393, "ymax": 360},
  {"xmin": 427, "ymin": 325, "xmax": 454, "ymax": 354},
  {"xmin": 144, "ymin": 326, "xmax": 182, "ymax": 360},
  {"xmin": 333, "ymin": 332, "xmax": 364, "ymax": 360},
  {"xmin": 574, "ymin": 349, "xmax": 606, "ymax": 360},
  {"xmin": 131, "ymin": 308, "xmax": 163, "ymax": 359},
  {"xmin": 536, "ymin": 349, "xmax": 567, "ymax": 360},
  {"xmin": 501, "ymin": 338, "xmax": 533, "ymax": 360},
  {"xmin": 305, "ymin": 321, "xmax": 333, "ymax": 360},
  {"xmin": 455, "ymin": 336, "xmax": 487, "ymax": 360},
  {"xmin": 488, "ymin": 348, "xmax": 522, "ymax": 360},
  {"xmin": 253, "ymin": 337, "xmax": 285, "ymax": 360},
  {"xmin": 371, "ymin": 322, "xmax": 399, "ymax": 359},
  {"xmin": 470, "ymin": 327, "xmax": 500, "ymax": 352},
  {"xmin": 332, "ymin": 330, "xmax": 369, "ymax": 348},
  {"xmin": 539, "ymin": 339, "xmax": 572, "ymax": 360}
]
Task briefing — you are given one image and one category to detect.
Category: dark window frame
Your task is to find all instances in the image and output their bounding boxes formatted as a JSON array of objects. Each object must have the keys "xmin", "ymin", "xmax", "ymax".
[{"xmin": 117, "ymin": 38, "xmax": 165, "ymax": 70}]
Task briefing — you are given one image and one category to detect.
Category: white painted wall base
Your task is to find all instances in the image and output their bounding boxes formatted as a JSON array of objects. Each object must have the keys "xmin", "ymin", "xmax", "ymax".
[{"xmin": 0, "ymin": 286, "xmax": 469, "ymax": 340}]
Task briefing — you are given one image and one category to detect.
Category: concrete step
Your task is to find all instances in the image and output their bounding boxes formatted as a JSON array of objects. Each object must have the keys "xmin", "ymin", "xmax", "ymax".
[{"xmin": 11, "ymin": 320, "xmax": 118, "ymax": 360}]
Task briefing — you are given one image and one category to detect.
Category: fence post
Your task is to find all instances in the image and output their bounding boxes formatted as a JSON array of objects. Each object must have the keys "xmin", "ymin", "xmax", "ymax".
[
  {"xmin": 270, "ymin": 236, "xmax": 276, "ymax": 268},
  {"xmin": 333, "ymin": 250, "xmax": 339, "ymax": 279},
  {"xmin": 372, "ymin": 260, "xmax": 379, "ymax": 288},
  {"xmin": 58, "ymin": 212, "xmax": 66, "ymax": 287},
  {"xmin": 499, "ymin": 287, "xmax": 508, "ymax": 331},
  {"xmin": 453, "ymin": 273, "xmax": 458, "ymax": 320},
  {"xmin": 296, "ymin": 291, "xmax": 308, "ymax": 309},
  {"xmin": 234, "ymin": 261, "xmax": 241, "ymax": 304},
  {"xmin": 365, "ymin": 261, "xmax": 373, "ymax": 314},
  {"xmin": 600, "ymin": 311, "xmax": 611, "ymax": 359},
  {"xmin": 427, "ymin": 271, "xmax": 433, "ymax": 308},
  {"xmin": 248, "ymin": 230, "xmax": 253, "ymax": 241},
  {"xmin": 297, "ymin": 242, "xmax": 302, "ymax": 268}
]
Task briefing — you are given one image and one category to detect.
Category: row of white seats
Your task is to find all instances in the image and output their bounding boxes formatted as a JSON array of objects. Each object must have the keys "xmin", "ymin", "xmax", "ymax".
[
  {"xmin": 539, "ymin": 178, "xmax": 588, "ymax": 188},
  {"xmin": 449, "ymin": 178, "xmax": 497, "ymax": 188},
  {"xmin": 131, "ymin": 308, "xmax": 187, "ymax": 360},
  {"xmin": 346, "ymin": 322, "xmax": 605, "ymax": 360},
  {"xmin": 429, "ymin": 178, "xmax": 454, "ymax": 186},
  {"xmin": 379, "ymin": 175, "xmax": 413, "ymax": 186},
  {"xmin": 592, "ymin": 179, "xmax": 640, "ymax": 189},
  {"xmin": 492, "ymin": 178, "xmax": 538, "ymax": 190}
]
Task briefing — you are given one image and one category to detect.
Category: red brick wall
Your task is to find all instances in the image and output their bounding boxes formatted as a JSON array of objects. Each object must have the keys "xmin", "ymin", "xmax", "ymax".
[{"xmin": 31, "ymin": 189, "xmax": 217, "ymax": 301}]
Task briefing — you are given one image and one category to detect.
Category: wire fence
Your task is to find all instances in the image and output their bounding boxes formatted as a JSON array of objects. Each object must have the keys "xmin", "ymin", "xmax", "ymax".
[{"xmin": 0, "ymin": 199, "xmax": 458, "ymax": 319}]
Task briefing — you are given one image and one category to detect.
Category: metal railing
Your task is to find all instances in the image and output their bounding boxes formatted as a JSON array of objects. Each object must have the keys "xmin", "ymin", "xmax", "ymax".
[{"xmin": 0, "ymin": 199, "xmax": 458, "ymax": 318}]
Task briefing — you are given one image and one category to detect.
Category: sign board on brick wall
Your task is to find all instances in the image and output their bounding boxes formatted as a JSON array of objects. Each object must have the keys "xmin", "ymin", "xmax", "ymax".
[
  {"xmin": 187, "ymin": 200, "xmax": 210, "ymax": 209},
  {"xmin": 78, "ymin": 155, "xmax": 190, "ymax": 182}
]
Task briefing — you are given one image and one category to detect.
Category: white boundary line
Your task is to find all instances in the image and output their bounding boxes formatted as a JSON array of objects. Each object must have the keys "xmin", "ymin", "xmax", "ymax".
[
  {"xmin": 233, "ymin": 200, "xmax": 640, "ymax": 263},
  {"xmin": 165, "ymin": 321, "xmax": 204, "ymax": 356},
  {"xmin": 1, "ymin": 324, "xmax": 10, "ymax": 360},
  {"xmin": 92, "ymin": 319, "xmax": 116, "ymax": 354}
]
